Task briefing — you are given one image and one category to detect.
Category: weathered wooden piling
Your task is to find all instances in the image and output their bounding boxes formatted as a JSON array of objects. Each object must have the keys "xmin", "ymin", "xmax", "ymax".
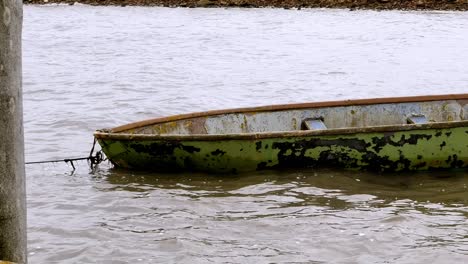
[{"xmin": 0, "ymin": 0, "xmax": 26, "ymax": 263}]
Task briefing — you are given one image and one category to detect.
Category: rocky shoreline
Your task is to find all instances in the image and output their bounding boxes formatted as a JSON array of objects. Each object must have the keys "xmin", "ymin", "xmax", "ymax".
[{"xmin": 25, "ymin": 0, "xmax": 468, "ymax": 10}]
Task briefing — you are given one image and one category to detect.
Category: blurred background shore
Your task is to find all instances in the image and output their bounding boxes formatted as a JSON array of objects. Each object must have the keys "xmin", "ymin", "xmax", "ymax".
[{"xmin": 24, "ymin": 0, "xmax": 468, "ymax": 11}]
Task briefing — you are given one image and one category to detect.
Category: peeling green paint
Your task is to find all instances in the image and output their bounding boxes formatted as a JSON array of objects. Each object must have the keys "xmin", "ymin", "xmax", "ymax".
[{"xmin": 98, "ymin": 126, "xmax": 468, "ymax": 173}]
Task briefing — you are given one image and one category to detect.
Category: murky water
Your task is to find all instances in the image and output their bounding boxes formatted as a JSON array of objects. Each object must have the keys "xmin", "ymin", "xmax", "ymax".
[{"xmin": 23, "ymin": 5, "xmax": 468, "ymax": 263}]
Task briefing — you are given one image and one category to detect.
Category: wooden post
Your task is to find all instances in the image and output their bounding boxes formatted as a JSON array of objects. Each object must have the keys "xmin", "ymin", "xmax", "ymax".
[{"xmin": 0, "ymin": 0, "xmax": 26, "ymax": 263}]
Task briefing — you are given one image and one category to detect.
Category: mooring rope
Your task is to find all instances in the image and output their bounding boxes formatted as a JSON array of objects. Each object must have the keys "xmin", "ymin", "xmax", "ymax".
[{"xmin": 25, "ymin": 138, "xmax": 105, "ymax": 170}]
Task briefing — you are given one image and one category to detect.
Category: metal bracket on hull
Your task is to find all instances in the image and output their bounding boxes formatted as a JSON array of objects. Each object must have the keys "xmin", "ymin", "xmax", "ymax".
[
  {"xmin": 407, "ymin": 114, "xmax": 428, "ymax": 124},
  {"xmin": 302, "ymin": 118, "xmax": 327, "ymax": 130}
]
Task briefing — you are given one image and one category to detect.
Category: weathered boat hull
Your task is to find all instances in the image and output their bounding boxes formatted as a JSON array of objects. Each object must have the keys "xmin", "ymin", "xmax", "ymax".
[
  {"xmin": 95, "ymin": 94, "xmax": 468, "ymax": 173},
  {"xmin": 96, "ymin": 122, "xmax": 467, "ymax": 173}
]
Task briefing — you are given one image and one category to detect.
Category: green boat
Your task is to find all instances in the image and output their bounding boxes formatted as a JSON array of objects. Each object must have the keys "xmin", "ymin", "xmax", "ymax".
[{"xmin": 94, "ymin": 94, "xmax": 468, "ymax": 173}]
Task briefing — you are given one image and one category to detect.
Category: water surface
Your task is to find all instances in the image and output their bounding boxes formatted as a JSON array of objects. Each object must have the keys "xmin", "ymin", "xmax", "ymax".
[{"xmin": 23, "ymin": 5, "xmax": 468, "ymax": 263}]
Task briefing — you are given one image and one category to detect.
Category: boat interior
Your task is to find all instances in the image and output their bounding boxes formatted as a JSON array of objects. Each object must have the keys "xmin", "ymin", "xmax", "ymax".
[{"xmin": 113, "ymin": 97, "xmax": 468, "ymax": 135}]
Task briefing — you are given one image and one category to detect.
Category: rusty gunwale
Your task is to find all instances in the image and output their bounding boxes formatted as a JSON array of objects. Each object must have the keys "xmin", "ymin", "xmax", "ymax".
[
  {"xmin": 94, "ymin": 93, "xmax": 468, "ymax": 141},
  {"xmin": 94, "ymin": 121, "xmax": 468, "ymax": 142},
  {"xmin": 104, "ymin": 93, "xmax": 468, "ymax": 131}
]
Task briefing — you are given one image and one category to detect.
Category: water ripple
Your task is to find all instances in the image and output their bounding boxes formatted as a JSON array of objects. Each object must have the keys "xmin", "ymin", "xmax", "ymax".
[{"xmin": 23, "ymin": 5, "xmax": 468, "ymax": 263}]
